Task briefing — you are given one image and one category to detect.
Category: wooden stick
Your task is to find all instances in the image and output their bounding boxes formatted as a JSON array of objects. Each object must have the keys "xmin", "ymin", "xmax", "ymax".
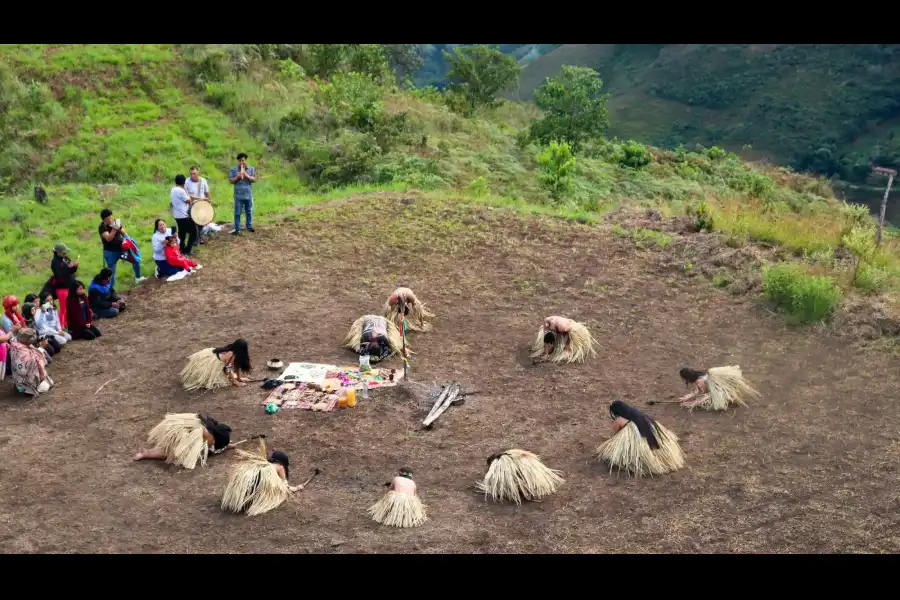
[
  {"xmin": 425, "ymin": 384, "xmax": 452, "ymax": 421},
  {"xmin": 230, "ymin": 434, "xmax": 267, "ymax": 446},
  {"xmin": 300, "ymin": 468, "xmax": 321, "ymax": 487},
  {"xmin": 646, "ymin": 399, "xmax": 684, "ymax": 405},
  {"xmin": 424, "ymin": 384, "xmax": 460, "ymax": 427},
  {"xmin": 94, "ymin": 378, "xmax": 117, "ymax": 395}
]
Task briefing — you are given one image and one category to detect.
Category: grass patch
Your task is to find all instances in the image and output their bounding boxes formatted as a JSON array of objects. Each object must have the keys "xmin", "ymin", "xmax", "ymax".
[
  {"xmin": 763, "ymin": 263, "xmax": 842, "ymax": 323},
  {"xmin": 612, "ymin": 224, "xmax": 672, "ymax": 249}
]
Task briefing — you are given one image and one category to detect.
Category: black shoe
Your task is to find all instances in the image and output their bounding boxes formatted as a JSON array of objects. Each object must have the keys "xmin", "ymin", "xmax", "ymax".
[
  {"xmin": 231, "ymin": 230, "xmax": 241, "ymax": 236},
  {"xmin": 247, "ymin": 227, "xmax": 256, "ymax": 233}
]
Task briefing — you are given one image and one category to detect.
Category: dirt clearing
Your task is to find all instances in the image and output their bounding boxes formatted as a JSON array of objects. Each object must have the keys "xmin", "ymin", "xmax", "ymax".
[{"xmin": 2, "ymin": 193, "xmax": 899, "ymax": 553}]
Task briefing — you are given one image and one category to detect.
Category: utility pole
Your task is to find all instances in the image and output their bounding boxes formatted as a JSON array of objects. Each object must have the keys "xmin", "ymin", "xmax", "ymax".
[{"xmin": 872, "ymin": 165, "xmax": 897, "ymax": 247}]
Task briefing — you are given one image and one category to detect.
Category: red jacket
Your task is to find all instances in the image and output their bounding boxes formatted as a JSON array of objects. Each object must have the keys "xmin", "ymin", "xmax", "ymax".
[{"xmin": 164, "ymin": 245, "xmax": 194, "ymax": 269}]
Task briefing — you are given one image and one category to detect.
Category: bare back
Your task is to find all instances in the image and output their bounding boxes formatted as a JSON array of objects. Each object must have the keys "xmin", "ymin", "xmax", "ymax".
[{"xmin": 392, "ymin": 476, "xmax": 417, "ymax": 495}]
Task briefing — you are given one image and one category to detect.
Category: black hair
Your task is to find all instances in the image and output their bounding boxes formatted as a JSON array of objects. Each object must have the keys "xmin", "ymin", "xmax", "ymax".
[
  {"xmin": 199, "ymin": 414, "xmax": 232, "ymax": 451},
  {"xmin": 609, "ymin": 400, "xmax": 660, "ymax": 450},
  {"xmin": 95, "ymin": 268, "xmax": 113, "ymax": 282},
  {"xmin": 174, "ymin": 174, "xmax": 186, "ymax": 186},
  {"xmin": 215, "ymin": 338, "xmax": 252, "ymax": 372},
  {"xmin": 21, "ymin": 303, "xmax": 35, "ymax": 321},
  {"xmin": 24, "ymin": 294, "xmax": 37, "ymax": 304},
  {"xmin": 189, "ymin": 165, "xmax": 198, "ymax": 172},
  {"xmin": 100, "ymin": 208, "xmax": 113, "ymax": 220},
  {"xmin": 41, "ymin": 292, "xmax": 54, "ymax": 305},
  {"xmin": 486, "ymin": 451, "xmax": 507, "ymax": 466},
  {"xmin": 236, "ymin": 152, "xmax": 248, "ymax": 161},
  {"xmin": 679, "ymin": 367, "xmax": 706, "ymax": 384},
  {"xmin": 544, "ymin": 331, "xmax": 556, "ymax": 345},
  {"xmin": 153, "ymin": 218, "xmax": 166, "ymax": 235},
  {"xmin": 69, "ymin": 279, "xmax": 85, "ymax": 295},
  {"xmin": 398, "ymin": 467, "xmax": 413, "ymax": 478},
  {"xmin": 269, "ymin": 451, "xmax": 290, "ymax": 481}
]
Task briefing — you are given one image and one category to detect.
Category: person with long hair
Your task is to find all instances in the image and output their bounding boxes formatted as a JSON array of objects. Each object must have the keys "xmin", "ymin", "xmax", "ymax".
[
  {"xmin": 475, "ymin": 449, "xmax": 564, "ymax": 505},
  {"xmin": 9, "ymin": 328, "xmax": 55, "ymax": 396},
  {"xmin": 382, "ymin": 287, "xmax": 435, "ymax": 332},
  {"xmin": 21, "ymin": 302, "xmax": 59, "ymax": 359},
  {"xmin": 88, "ymin": 268, "xmax": 126, "ymax": 319},
  {"xmin": 2, "ymin": 296, "xmax": 26, "ymax": 336},
  {"xmin": 34, "ymin": 294, "xmax": 71, "ymax": 349},
  {"xmin": 531, "ymin": 315, "xmax": 599, "ymax": 364},
  {"xmin": 151, "ymin": 219, "xmax": 187, "ymax": 280},
  {"xmin": 221, "ymin": 442, "xmax": 305, "ymax": 517},
  {"xmin": 65, "ymin": 281, "xmax": 102, "ymax": 341},
  {"xmin": 677, "ymin": 366, "xmax": 760, "ymax": 411},
  {"xmin": 133, "ymin": 413, "xmax": 237, "ymax": 470},
  {"xmin": 181, "ymin": 338, "xmax": 252, "ymax": 391},
  {"xmin": 594, "ymin": 400, "xmax": 684, "ymax": 477},
  {"xmin": 49, "ymin": 243, "xmax": 79, "ymax": 329}
]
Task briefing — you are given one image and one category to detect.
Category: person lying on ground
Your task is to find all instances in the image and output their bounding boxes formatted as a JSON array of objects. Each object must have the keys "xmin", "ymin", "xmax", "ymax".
[
  {"xmin": 50, "ymin": 243, "xmax": 78, "ymax": 330},
  {"xmin": 181, "ymin": 339, "xmax": 252, "ymax": 391},
  {"xmin": 382, "ymin": 287, "xmax": 435, "ymax": 332},
  {"xmin": 676, "ymin": 366, "xmax": 760, "ymax": 411},
  {"xmin": 344, "ymin": 315, "xmax": 407, "ymax": 363},
  {"xmin": 221, "ymin": 448, "xmax": 305, "ymax": 516},
  {"xmin": 151, "ymin": 219, "xmax": 187, "ymax": 280},
  {"xmin": 88, "ymin": 268, "xmax": 126, "ymax": 319},
  {"xmin": 10, "ymin": 328, "xmax": 55, "ymax": 397},
  {"xmin": 164, "ymin": 235, "xmax": 202, "ymax": 273},
  {"xmin": 34, "ymin": 294, "xmax": 71, "ymax": 348},
  {"xmin": 133, "ymin": 413, "xmax": 237, "ymax": 470},
  {"xmin": 531, "ymin": 315, "xmax": 600, "ymax": 364},
  {"xmin": 65, "ymin": 281, "xmax": 101, "ymax": 341},
  {"xmin": 21, "ymin": 303, "xmax": 58, "ymax": 361}
]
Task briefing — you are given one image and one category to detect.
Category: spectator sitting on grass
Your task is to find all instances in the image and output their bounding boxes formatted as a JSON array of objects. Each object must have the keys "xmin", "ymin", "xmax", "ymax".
[
  {"xmin": 10, "ymin": 327, "xmax": 54, "ymax": 397},
  {"xmin": 152, "ymin": 219, "xmax": 187, "ymax": 281},
  {"xmin": 66, "ymin": 280, "xmax": 102, "ymax": 341},
  {"xmin": 88, "ymin": 268, "xmax": 126, "ymax": 319},
  {"xmin": 164, "ymin": 235, "xmax": 202, "ymax": 274},
  {"xmin": 34, "ymin": 294, "xmax": 71, "ymax": 348},
  {"xmin": 21, "ymin": 302, "xmax": 58, "ymax": 361}
]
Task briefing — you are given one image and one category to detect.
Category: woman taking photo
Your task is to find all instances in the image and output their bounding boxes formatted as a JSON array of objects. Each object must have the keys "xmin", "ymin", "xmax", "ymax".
[
  {"xmin": 181, "ymin": 338, "xmax": 252, "ymax": 391},
  {"xmin": 50, "ymin": 243, "xmax": 79, "ymax": 329}
]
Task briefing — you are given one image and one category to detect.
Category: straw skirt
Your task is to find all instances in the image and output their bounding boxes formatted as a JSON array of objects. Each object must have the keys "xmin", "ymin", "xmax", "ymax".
[
  {"xmin": 595, "ymin": 421, "xmax": 684, "ymax": 477},
  {"xmin": 383, "ymin": 298, "xmax": 435, "ymax": 333},
  {"xmin": 146, "ymin": 413, "xmax": 209, "ymax": 470},
  {"xmin": 685, "ymin": 365, "xmax": 760, "ymax": 411},
  {"xmin": 181, "ymin": 348, "xmax": 230, "ymax": 391},
  {"xmin": 476, "ymin": 449, "xmax": 564, "ymax": 505},
  {"xmin": 221, "ymin": 452, "xmax": 291, "ymax": 517},
  {"xmin": 368, "ymin": 491, "xmax": 427, "ymax": 528},
  {"xmin": 343, "ymin": 316, "xmax": 407, "ymax": 358},
  {"xmin": 530, "ymin": 322, "xmax": 599, "ymax": 364}
]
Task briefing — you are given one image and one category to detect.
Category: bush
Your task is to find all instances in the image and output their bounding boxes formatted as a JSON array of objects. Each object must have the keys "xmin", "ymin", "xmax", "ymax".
[
  {"xmin": 536, "ymin": 141, "xmax": 576, "ymax": 200},
  {"xmin": 468, "ymin": 176, "xmax": 490, "ymax": 198},
  {"xmin": 617, "ymin": 140, "xmax": 653, "ymax": 169},
  {"xmin": 315, "ymin": 72, "xmax": 385, "ymax": 132},
  {"xmin": 763, "ymin": 263, "xmax": 841, "ymax": 323},
  {"xmin": 529, "ymin": 65, "xmax": 610, "ymax": 153}
]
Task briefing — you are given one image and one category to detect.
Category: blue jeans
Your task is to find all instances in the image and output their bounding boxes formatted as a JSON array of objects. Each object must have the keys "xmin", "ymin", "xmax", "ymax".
[
  {"xmin": 234, "ymin": 196, "xmax": 253, "ymax": 231},
  {"xmin": 155, "ymin": 259, "xmax": 184, "ymax": 278},
  {"xmin": 104, "ymin": 250, "xmax": 141, "ymax": 287},
  {"xmin": 94, "ymin": 307, "xmax": 120, "ymax": 319}
]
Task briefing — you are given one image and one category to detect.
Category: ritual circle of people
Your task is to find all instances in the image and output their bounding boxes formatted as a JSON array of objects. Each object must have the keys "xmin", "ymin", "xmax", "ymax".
[{"xmin": 2, "ymin": 154, "xmax": 762, "ymax": 527}]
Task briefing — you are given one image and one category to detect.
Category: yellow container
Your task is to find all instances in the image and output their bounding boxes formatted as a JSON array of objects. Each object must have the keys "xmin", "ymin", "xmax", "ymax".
[{"xmin": 347, "ymin": 388, "xmax": 357, "ymax": 407}]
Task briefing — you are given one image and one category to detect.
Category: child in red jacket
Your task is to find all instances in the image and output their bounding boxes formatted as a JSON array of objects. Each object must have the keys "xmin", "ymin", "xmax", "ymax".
[{"xmin": 164, "ymin": 236, "xmax": 202, "ymax": 273}]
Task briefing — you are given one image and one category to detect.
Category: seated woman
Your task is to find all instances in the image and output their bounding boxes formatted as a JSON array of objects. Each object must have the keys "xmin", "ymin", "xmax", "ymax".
[
  {"xmin": 2, "ymin": 295, "xmax": 26, "ymax": 335},
  {"xmin": 594, "ymin": 400, "xmax": 684, "ymax": 477},
  {"xmin": 531, "ymin": 315, "xmax": 599, "ymax": 364},
  {"xmin": 133, "ymin": 413, "xmax": 236, "ymax": 470},
  {"xmin": 368, "ymin": 467, "xmax": 427, "ymax": 528},
  {"xmin": 382, "ymin": 287, "xmax": 434, "ymax": 332},
  {"xmin": 181, "ymin": 339, "xmax": 252, "ymax": 391},
  {"xmin": 21, "ymin": 302, "xmax": 58, "ymax": 361},
  {"xmin": 0, "ymin": 326, "xmax": 12, "ymax": 380},
  {"xmin": 221, "ymin": 444, "xmax": 304, "ymax": 517},
  {"xmin": 343, "ymin": 315, "xmax": 407, "ymax": 363},
  {"xmin": 9, "ymin": 328, "xmax": 55, "ymax": 396},
  {"xmin": 65, "ymin": 280, "xmax": 102, "ymax": 341},
  {"xmin": 151, "ymin": 219, "xmax": 187, "ymax": 281},
  {"xmin": 34, "ymin": 294, "xmax": 72, "ymax": 348},
  {"xmin": 88, "ymin": 268, "xmax": 126, "ymax": 319},
  {"xmin": 164, "ymin": 235, "xmax": 202, "ymax": 273},
  {"xmin": 678, "ymin": 366, "xmax": 760, "ymax": 411},
  {"xmin": 476, "ymin": 449, "xmax": 564, "ymax": 505}
]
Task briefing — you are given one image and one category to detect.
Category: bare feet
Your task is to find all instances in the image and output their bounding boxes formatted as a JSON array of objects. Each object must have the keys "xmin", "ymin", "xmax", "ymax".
[{"xmin": 133, "ymin": 451, "xmax": 145, "ymax": 461}]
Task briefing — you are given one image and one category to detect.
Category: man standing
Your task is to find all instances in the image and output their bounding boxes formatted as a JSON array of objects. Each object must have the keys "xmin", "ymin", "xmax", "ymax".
[
  {"xmin": 171, "ymin": 174, "xmax": 198, "ymax": 256},
  {"xmin": 98, "ymin": 209, "xmax": 146, "ymax": 288},
  {"xmin": 185, "ymin": 166, "xmax": 211, "ymax": 245},
  {"xmin": 229, "ymin": 152, "xmax": 257, "ymax": 235}
]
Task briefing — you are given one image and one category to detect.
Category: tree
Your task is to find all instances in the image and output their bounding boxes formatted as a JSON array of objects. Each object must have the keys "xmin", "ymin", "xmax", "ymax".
[
  {"xmin": 443, "ymin": 45, "xmax": 521, "ymax": 114},
  {"xmin": 536, "ymin": 140, "xmax": 576, "ymax": 200},
  {"xmin": 383, "ymin": 44, "xmax": 425, "ymax": 81},
  {"xmin": 529, "ymin": 66, "xmax": 610, "ymax": 153}
]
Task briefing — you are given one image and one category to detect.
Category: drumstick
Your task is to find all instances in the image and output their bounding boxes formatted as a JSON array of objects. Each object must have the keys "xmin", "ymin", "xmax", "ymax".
[
  {"xmin": 298, "ymin": 468, "xmax": 321, "ymax": 488},
  {"xmin": 230, "ymin": 434, "xmax": 267, "ymax": 446}
]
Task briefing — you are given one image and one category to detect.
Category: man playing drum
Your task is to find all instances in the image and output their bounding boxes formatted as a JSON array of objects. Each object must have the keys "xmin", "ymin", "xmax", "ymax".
[
  {"xmin": 185, "ymin": 167, "xmax": 213, "ymax": 245},
  {"xmin": 171, "ymin": 174, "xmax": 198, "ymax": 256}
]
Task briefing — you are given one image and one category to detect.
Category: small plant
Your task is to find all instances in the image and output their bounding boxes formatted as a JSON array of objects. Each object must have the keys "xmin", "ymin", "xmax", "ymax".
[
  {"xmin": 841, "ymin": 224, "xmax": 877, "ymax": 285},
  {"xmin": 711, "ymin": 272, "xmax": 732, "ymax": 288},
  {"xmin": 617, "ymin": 140, "xmax": 652, "ymax": 169},
  {"xmin": 536, "ymin": 140, "xmax": 576, "ymax": 200},
  {"xmin": 468, "ymin": 176, "xmax": 490, "ymax": 198},
  {"xmin": 763, "ymin": 263, "xmax": 841, "ymax": 323},
  {"xmin": 688, "ymin": 199, "xmax": 714, "ymax": 232},
  {"xmin": 706, "ymin": 146, "xmax": 727, "ymax": 161}
]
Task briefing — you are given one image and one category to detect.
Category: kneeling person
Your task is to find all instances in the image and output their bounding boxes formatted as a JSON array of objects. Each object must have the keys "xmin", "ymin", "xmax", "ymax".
[
  {"xmin": 221, "ymin": 445, "xmax": 304, "ymax": 517},
  {"xmin": 532, "ymin": 315, "xmax": 599, "ymax": 364},
  {"xmin": 344, "ymin": 315, "xmax": 407, "ymax": 363}
]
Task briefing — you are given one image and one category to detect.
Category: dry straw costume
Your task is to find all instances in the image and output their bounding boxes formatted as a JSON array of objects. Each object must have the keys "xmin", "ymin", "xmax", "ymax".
[
  {"xmin": 475, "ymin": 449, "xmax": 564, "ymax": 505},
  {"xmin": 595, "ymin": 401, "xmax": 684, "ymax": 477},
  {"xmin": 678, "ymin": 366, "xmax": 760, "ymax": 411},
  {"xmin": 221, "ymin": 441, "xmax": 304, "ymax": 517},
  {"xmin": 368, "ymin": 467, "xmax": 427, "ymax": 528},
  {"xmin": 181, "ymin": 339, "xmax": 252, "ymax": 391},
  {"xmin": 531, "ymin": 316, "xmax": 599, "ymax": 364},
  {"xmin": 133, "ymin": 413, "xmax": 236, "ymax": 470},
  {"xmin": 383, "ymin": 287, "xmax": 434, "ymax": 332},
  {"xmin": 344, "ymin": 315, "xmax": 407, "ymax": 363}
]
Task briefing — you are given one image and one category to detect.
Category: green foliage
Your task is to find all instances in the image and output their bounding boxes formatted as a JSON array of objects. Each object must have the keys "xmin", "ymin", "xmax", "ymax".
[
  {"xmin": 468, "ymin": 176, "xmax": 490, "ymax": 198},
  {"xmin": 529, "ymin": 66, "xmax": 610, "ymax": 153},
  {"xmin": 344, "ymin": 45, "xmax": 393, "ymax": 85},
  {"xmin": 616, "ymin": 140, "xmax": 653, "ymax": 169},
  {"xmin": 841, "ymin": 224, "xmax": 878, "ymax": 286},
  {"xmin": 315, "ymin": 72, "xmax": 385, "ymax": 132},
  {"xmin": 536, "ymin": 141, "xmax": 576, "ymax": 200},
  {"xmin": 687, "ymin": 198, "xmax": 714, "ymax": 232},
  {"xmin": 764, "ymin": 263, "xmax": 842, "ymax": 323},
  {"xmin": 307, "ymin": 44, "xmax": 346, "ymax": 78},
  {"xmin": 444, "ymin": 45, "xmax": 522, "ymax": 114}
]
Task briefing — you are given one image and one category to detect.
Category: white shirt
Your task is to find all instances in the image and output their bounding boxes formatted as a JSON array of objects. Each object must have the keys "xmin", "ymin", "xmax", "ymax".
[
  {"xmin": 35, "ymin": 309, "xmax": 60, "ymax": 338},
  {"xmin": 170, "ymin": 187, "xmax": 191, "ymax": 219},
  {"xmin": 152, "ymin": 228, "xmax": 178, "ymax": 261},
  {"xmin": 185, "ymin": 177, "xmax": 209, "ymax": 201}
]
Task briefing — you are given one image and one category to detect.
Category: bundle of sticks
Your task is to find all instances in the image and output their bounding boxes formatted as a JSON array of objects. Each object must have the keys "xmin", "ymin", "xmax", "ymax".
[{"xmin": 422, "ymin": 381, "xmax": 478, "ymax": 429}]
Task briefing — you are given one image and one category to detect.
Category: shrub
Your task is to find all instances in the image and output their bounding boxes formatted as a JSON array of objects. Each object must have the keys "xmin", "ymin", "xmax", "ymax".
[
  {"xmin": 763, "ymin": 263, "xmax": 841, "ymax": 323},
  {"xmin": 468, "ymin": 176, "xmax": 490, "ymax": 198},
  {"xmin": 617, "ymin": 140, "xmax": 652, "ymax": 169},
  {"xmin": 315, "ymin": 72, "xmax": 385, "ymax": 132},
  {"xmin": 841, "ymin": 224, "xmax": 877, "ymax": 285},
  {"xmin": 536, "ymin": 141, "xmax": 576, "ymax": 200}
]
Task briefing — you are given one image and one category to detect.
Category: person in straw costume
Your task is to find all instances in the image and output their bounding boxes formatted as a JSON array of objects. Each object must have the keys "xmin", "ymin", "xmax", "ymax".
[
  {"xmin": 677, "ymin": 366, "xmax": 760, "ymax": 411},
  {"xmin": 133, "ymin": 413, "xmax": 237, "ymax": 469},
  {"xmin": 531, "ymin": 316, "xmax": 599, "ymax": 364},
  {"xmin": 595, "ymin": 401, "xmax": 685, "ymax": 477},
  {"xmin": 475, "ymin": 449, "xmax": 564, "ymax": 505},
  {"xmin": 181, "ymin": 338, "xmax": 252, "ymax": 391},
  {"xmin": 382, "ymin": 287, "xmax": 434, "ymax": 332},
  {"xmin": 343, "ymin": 315, "xmax": 408, "ymax": 363},
  {"xmin": 368, "ymin": 467, "xmax": 427, "ymax": 528},
  {"xmin": 221, "ymin": 439, "xmax": 305, "ymax": 517}
]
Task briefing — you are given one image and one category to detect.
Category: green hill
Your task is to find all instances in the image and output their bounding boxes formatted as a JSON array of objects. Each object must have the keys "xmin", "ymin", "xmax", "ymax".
[
  {"xmin": 2, "ymin": 43, "xmax": 899, "ymax": 331},
  {"xmin": 516, "ymin": 44, "xmax": 900, "ymax": 185}
]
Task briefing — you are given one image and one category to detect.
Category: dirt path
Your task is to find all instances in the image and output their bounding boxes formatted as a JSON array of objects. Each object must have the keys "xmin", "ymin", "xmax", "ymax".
[{"xmin": 2, "ymin": 194, "xmax": 898, "ymax": 553}]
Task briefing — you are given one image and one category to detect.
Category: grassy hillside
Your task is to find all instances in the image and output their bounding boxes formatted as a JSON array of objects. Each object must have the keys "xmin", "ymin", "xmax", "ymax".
[
  {"xmin": 516, "ymin": 44, "xmax": 900, "ymax": 185},
  {"xmin": 2, "ymin": 43, "xmax": 900, "ymax": 333}
]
